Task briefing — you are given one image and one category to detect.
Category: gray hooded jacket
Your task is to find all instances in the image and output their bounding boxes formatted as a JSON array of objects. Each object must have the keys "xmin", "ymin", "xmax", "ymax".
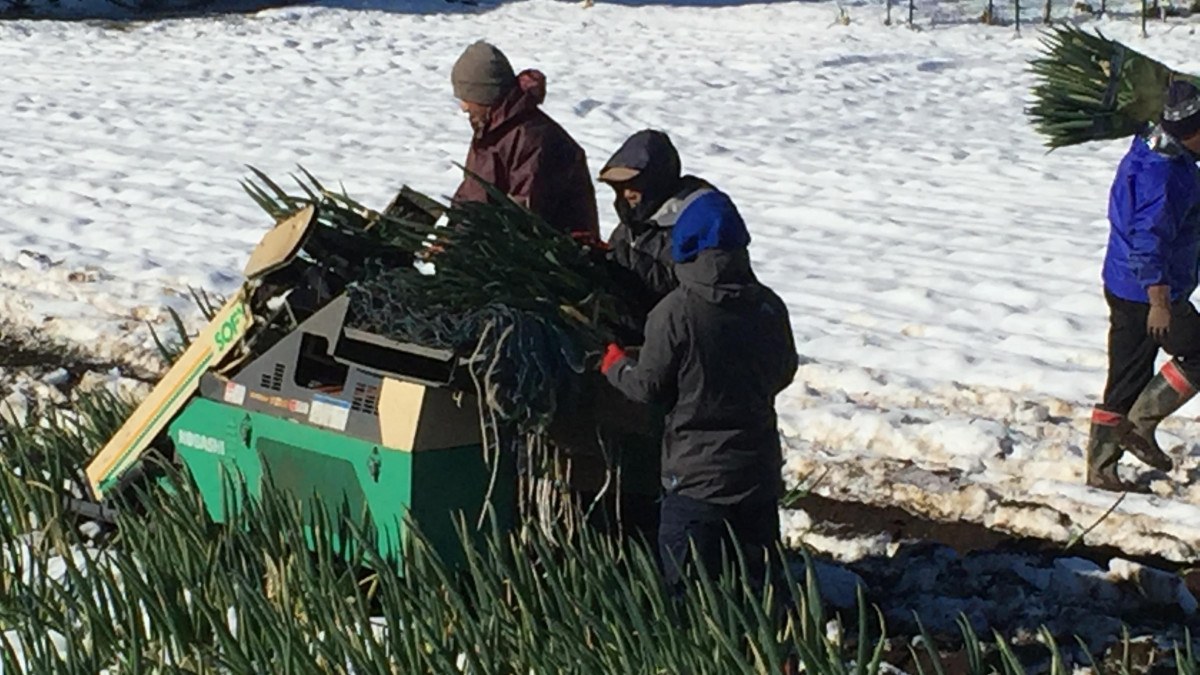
[{"xmin": 606, "ymin": 248, "xmax": 798, "ymax": 504}]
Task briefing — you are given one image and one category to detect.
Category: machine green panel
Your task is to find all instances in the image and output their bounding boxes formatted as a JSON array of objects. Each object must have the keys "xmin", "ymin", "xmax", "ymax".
[
  {"xmin": 410, "ymin": 444, "xmax": 515, "ymax": 564},
  {"xmin": 256, "ymin": 438, "xmax": 375, "ymax": 546},
  {"xmin": 168, "ymin": 398, "xmax": 507, "ymax": 569}
]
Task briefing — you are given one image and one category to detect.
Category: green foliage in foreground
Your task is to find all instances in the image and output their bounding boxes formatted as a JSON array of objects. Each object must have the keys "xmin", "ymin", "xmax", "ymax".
[{"xmin": 0, "ymin": 391, "xmax": 1196, "ymax": 674}]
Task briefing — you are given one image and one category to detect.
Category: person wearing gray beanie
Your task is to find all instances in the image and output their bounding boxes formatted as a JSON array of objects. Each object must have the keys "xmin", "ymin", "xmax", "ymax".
[
  {"xmin": 449, "ymin": 41, "xmax": 599, "ymax": 239},
  {"xmin": 451, "ymin": 40, "xmax": 516, "ymax": 107}
]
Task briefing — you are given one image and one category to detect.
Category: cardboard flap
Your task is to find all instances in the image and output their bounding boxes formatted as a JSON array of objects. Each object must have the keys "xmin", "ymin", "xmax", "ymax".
[
  {"xmin": 378, "ymin": 379, "xmax": 481, "ymax": 452},
  {"xmin": 244, "ymin": 205, "xmax": 316, "ymax": 280}
]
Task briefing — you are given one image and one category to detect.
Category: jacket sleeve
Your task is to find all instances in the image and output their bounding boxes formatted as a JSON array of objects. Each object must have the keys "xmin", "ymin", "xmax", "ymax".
[
  {"xmin": 453, "ymin": 146, "xmax": 491, "ymax": 207},
  {"xmin": 610, "ymin": 227, "xmax": 677, "ymax": 303},
  {"xmin": 1127, "ymin": 168, "xmax": 1180, "ymax": 289},
  {"xmin": 506, "ymin": 141, "xmax": 548, "ymax": 215},
  {"xmin": 628, "ymin": 244, "xmax": 678, "ymax": 300},
  {"xmin": 605, "ymin": 299, "xmax": 682, "ymax": 404},
  {"xmin": 607, "ymin": 222, "xmax": 631, "ymax": 249},
  {"xmin": 608, "ymin": 226, "xmax": 654, "ymax": 299},
  {"xmin": 774, "ymin": 312, "xmax": 799, "ymax": 396}
]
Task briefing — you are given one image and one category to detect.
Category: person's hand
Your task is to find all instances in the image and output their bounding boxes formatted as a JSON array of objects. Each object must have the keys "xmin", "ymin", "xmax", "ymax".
[
  {"xmin": 416, "ymin": 241, "xmax": 446, "ymax": 262},
  {"xmin": 600, "ymin": 343, "xmax": 626, "ymax": 374},
  {"xmin": 572, "ymin": 232, "xmax": 612, "ymax": 266},
  {"xmin": 1148, "ymin": 304, "xmax": 1172, "ymax": 342},
  {"xmin": 572, "ymin": 231, "xmax": 611, "ymax": 250},
  {"xmin": 1147, "ymin": 285, "xmax": 1172, "ymax": 343}
]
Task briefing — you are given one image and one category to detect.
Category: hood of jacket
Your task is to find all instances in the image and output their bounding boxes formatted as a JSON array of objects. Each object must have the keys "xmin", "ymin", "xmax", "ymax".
[
  {"xmin": 669, "ymin": 189, "xmax": 751, "ymax": 263},
  {"xmin": 475, "ymin": 69, "xmax": 546, "ymax": 144},
  {"xmin": 603, "ymin": 131, "xmax": 686, "ymax": 225},
  {"xmin": 1143, "ymin": 123, "xmax": 1199, "ymax": 163},
  {"xmin": 674, "ymin": 248, "xmax": 759, "ymax": 306},
  {"xmin": 644, "ymin": 176, "xmax": 715, "ymax": 227}
]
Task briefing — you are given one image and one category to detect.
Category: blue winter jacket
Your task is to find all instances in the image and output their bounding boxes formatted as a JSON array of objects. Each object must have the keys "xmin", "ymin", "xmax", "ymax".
[{"xmin": 1102, "ymin": 133, "xmax": 1200, "ymax": 304}]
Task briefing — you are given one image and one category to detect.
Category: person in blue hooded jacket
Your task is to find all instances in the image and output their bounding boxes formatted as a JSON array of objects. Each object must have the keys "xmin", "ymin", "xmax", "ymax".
[
  {"xmin": 1087, "ymin": 80, "xmax": 1200, "ymax": 491},
  {"xmin": 598, "ymin": 186, "xmax": 799, "ymax": 596}
]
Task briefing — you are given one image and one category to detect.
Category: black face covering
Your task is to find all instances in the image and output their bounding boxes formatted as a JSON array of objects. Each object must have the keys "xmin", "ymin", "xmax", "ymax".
[
  {"xmin": 603, "ymin": 130, "xmax": 683, "ymax": 230},
  {"xmin": 614, "ymin": 171, "xmax": 680, "ymax": 230},
  {"xmin": 614, "ymin": 193, "xmax": 639, "ymax": 228}
]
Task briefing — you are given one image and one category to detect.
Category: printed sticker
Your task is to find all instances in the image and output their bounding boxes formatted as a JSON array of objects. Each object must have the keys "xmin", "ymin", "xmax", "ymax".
[
  {"xmin": 308, "ymin": 394, "xmax": 351, "ymax": 431},
  {"xmin": 224, "ymin": 382, "xmax": 247, "ymax": 406},
  {"xmin": 177, "ymin": 429, "xmax": 226, "ymax": 456}
]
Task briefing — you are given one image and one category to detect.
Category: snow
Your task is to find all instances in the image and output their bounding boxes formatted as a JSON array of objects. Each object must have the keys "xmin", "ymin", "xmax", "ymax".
[
  {"xmin": 1, "ymin": 630, "xmax": 68, "ymax": 667},
  {"xmin": 786, "ymin": 512, "xmax": 1200, "ymax": 656},
  {"xmin": 2, "ymin": 0, "xmax": 1200, "ymax": 561},
  {"xmin": 0, "ymin": 391, "xmax": 29, "ymax": 427}
]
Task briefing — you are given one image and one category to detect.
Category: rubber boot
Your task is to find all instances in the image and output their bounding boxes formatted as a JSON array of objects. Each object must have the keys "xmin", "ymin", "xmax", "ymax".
[
  {"xmin": 1085, "ymin": 408, "xmax": 1130, "ymax": 491},
  {"xmin": 1123, "ymin": 360, "xmax": 1195, "ymax": 472}
]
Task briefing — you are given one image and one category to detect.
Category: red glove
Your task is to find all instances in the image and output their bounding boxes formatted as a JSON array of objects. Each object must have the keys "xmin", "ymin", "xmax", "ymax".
[
  {"xmin": 600, "ymin": 343, "xmax": 626, "ymax": 374},
  {"xmin": 417, "ymin": 241, "xmax": 446, "ymax": 261},
  {"xmin": 572, "ymin": 231, "xmax": 611, "ymax": 251}
]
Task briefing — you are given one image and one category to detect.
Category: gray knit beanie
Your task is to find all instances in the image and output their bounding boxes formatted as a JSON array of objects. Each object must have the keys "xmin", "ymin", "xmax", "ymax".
[{"xmin": 451, "ymin": 41, "xmax": 516, "ymax": 106}]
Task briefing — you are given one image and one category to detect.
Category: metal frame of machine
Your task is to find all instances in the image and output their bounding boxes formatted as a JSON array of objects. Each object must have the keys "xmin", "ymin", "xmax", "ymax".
[{"xmin": 82, "ymin": 201, "xmax": 513, "ymax": 565}]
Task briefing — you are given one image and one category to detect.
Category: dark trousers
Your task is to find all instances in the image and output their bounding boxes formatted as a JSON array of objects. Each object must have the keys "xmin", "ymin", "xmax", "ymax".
[
  {"xmin": 658, "ymin": 491, "xmax": 781, "ymax": 600},
  {"xmin": 1102, "ymin": 290, "xmax": 1200, "ymax": 413},
  {"xmin": 575, "ymin": 489, "xmax": 661, "ymax": 545}
]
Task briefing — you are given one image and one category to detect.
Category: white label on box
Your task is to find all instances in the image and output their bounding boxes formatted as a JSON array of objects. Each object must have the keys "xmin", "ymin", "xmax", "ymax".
[
  {"xmin": 178, "ymin": 429, "xmax": 226, "ymax": 456},
  {"xmin": 224, "ymin": 382, "xmax": 247, "ymax": 406},
  {"xmin": 308, "ymin": 394, "xmax": 350, "ymax": 431}
]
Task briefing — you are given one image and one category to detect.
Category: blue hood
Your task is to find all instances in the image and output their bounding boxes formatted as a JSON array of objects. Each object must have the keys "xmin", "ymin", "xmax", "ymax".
[{"xmin": 670, "ymin": 190, "xmax": 751, "ymax": 263}]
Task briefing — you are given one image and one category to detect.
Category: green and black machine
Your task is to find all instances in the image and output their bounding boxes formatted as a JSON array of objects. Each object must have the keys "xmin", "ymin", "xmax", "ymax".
[{"xmin": 82, "ymin": 195, "xmax": 660, "ymax": 569}]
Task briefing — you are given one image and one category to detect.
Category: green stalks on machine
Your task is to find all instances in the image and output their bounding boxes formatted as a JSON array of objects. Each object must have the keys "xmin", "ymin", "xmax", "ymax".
[{"xmin": 81, "ymin": 168, "xmax": 660, "ymax": 570}]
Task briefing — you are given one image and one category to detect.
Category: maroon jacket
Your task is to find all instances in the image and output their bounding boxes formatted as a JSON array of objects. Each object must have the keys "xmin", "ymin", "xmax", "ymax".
[{"xmin": 453, "ymin": 70, "xmax": 600, "ymax": 238}]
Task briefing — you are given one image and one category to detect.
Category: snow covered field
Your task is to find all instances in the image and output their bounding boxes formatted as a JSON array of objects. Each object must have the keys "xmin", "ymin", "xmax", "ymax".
[{"xmin": 3, "ymin": 0, "xmax": 1200, "ymax": 560}]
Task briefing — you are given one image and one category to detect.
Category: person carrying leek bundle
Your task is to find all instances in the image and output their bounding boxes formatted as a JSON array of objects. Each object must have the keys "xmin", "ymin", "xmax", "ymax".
[
  {"xmin": 1086, "ymin": 80, "xmax": 1200, "ymax": 491},
  {"xmin": 597, "ymin": 186, "xmax": 798, "ymax": 597}
]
